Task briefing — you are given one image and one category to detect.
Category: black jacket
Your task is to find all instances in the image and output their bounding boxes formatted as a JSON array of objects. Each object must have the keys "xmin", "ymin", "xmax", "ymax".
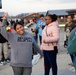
[{"xmin": 0, "ymin": 33, "xmax": 8, "ymax": 43}]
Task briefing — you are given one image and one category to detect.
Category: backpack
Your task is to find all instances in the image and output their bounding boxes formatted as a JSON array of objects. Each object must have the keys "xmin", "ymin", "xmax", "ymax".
[{"xmin": 67, "ymin": 35, "xmax": 76, "ymax": 55}]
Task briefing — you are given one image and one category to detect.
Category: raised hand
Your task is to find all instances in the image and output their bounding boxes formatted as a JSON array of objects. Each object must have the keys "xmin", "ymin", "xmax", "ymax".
[{"xmin": 2, "ymin": 12, "xmax": 8, "ymax": 19}]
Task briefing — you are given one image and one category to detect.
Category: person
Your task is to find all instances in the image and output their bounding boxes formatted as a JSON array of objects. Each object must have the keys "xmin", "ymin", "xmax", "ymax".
[
  {"xmin": 40, "ymin": 14, "xmax": 60, "ymax": 75},
  {"xmin": 36, "ymin": 14, "xmax": 46, "ymax": 44},
  {"xmin": 26, "ymin": 19, "xmax": 37, "ymax": 41},
  {"xmin": 0, "ymin": 18, "xmax": 9, "ymax": 65},
  {"xmin": 26, "ymin": 19, "xmax": 38, "ymax": 54},
  {"xmin": 0, "ymin": 33, "xmax": 9, "ymax": 65},
  {"xmin": 67, "ymin": 27, "xmax": 76, "ymax": 72},
  {"xmin": 72, "ymin": 14, "xmax": 76, "ymax": 25},
  {"xmin": 64, "ymin": 15, "xmax": 75, "ymax": 68},
  {"xmin": 0, "ymin": 12, "xmax": 42, "ymax": 75},
  {"xmin": 64, "ymin": 15, "xmax": 75, "ymax": 47}
]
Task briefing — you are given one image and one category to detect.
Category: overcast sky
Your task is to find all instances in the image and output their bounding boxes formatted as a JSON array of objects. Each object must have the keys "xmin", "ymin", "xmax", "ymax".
[{"xmin": 0, "ymin": 0, "xmax": 76, "ymax": 16}]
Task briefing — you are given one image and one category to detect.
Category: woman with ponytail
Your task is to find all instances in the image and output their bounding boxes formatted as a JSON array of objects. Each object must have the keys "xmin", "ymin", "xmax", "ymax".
[{"xmin": 41, "ymin": 14, "xmax": 60, "ymax": 75}]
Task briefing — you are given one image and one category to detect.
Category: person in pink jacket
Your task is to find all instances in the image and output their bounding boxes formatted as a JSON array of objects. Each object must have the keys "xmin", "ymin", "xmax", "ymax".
[{"xmin": 41, "ymin": 14, "xmax": 60, "ymax": 75}]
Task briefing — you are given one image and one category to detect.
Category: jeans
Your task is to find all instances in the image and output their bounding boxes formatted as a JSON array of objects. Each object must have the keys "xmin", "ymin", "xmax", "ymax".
[
  {"xmin": 43, "ymin": 50, "xmax": 57, "ymax": 75},
  {"xmin": 70, "ymin": 54, "xmax": 74, "ymax": 63}
]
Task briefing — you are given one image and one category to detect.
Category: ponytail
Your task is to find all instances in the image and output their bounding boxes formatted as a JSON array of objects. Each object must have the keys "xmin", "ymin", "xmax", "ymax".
[
  {"xmin": 52, "ymin": 14, "xmax": 57, "ymax": 22},
  {"xmin": 46, "ymin": 14, "xmax": 58, "ymax": 22}
]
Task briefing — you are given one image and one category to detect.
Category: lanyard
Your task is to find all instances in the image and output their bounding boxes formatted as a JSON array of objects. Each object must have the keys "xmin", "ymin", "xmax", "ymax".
[
  {"xmin": 45, "ymin": 27, "xmax": 50, "ymax": 45},
  {"xmin": 45, "ymin": 27, "xmax": 48, "ymax": 36}
]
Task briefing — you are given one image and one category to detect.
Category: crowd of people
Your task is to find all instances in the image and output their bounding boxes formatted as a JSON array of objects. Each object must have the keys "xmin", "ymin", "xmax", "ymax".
[{"xmin": 0, "ymin": 12, "xmax": 76, "ymax": 75}]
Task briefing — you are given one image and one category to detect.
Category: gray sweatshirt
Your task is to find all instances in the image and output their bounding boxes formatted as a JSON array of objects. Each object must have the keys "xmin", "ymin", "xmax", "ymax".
[{"xmin": 0, "ymin": 20, "xmax": 42, "ymax": 67}]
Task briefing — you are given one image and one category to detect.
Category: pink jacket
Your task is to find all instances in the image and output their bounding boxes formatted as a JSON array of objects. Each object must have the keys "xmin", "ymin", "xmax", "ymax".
[{"xmin": 40, "ymin": 22, "xmax": 60, "ymax": 51}]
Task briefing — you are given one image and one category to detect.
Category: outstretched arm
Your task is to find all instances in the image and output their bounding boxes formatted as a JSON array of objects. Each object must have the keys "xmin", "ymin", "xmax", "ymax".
[{"xmin": 0, "ymin": 12, "xmax": 11, "ymax": 40}]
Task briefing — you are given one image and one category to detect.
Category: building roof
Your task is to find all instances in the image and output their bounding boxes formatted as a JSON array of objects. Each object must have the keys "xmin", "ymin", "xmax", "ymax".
[
  {"xmin": 66, "ymin": 10, "xmax": 76, "ymax": 14},
  {"xmin": 48, "ymin": 10, "xmax": 68, "ymax": 15},
  {"xmin": 39, "ymin": 9, "xmax": 76, "ymax": 16},
  {"xmin": 24, "ymin": 13, "xmax": 40, "ymax": 18}
]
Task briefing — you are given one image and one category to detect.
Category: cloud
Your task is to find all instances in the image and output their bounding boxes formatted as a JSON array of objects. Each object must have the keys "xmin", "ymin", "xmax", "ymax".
[
  {"xmin": 56, "ymin": 0, "xmax": 76, "ymax": 3},
  {"xmin": 0, "ymin": 0, "xmax": 76, "ymax": 16},
  {"xmin": 43, "ymin": 0, "xmax": 76, "ymax": 4},
  {"xmin": 15, "ymin": 0, "xmax": 59, "ymax": 4},
  {"xmin": 19, "ymin": 0, "xmax": 76, "ymax": 4},
  {"xmin": 43, "ymin": 0, "xmax": 59, "ymax": 4}
]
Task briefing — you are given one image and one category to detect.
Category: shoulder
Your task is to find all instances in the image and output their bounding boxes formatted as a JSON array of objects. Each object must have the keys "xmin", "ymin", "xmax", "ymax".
[
  {"xmin": 51, "ymin": 25, "xmax": 60, "ymax": 34},
  {"xmin": 51, "ymin": 24, "xmax": 59, "ymax": 29},
  {"xmin": 71, "ymin": 28, "xmax": 76, "ymax": 33},
  {"xmin": 25, "ymin": 31, "xmax": 33, "ymax": 37}
]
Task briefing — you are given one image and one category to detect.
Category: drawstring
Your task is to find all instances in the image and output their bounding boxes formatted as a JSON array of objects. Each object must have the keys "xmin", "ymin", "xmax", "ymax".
[{"xmin": 45, "ymin": 27, "xmax": 50, "ymax": 46}]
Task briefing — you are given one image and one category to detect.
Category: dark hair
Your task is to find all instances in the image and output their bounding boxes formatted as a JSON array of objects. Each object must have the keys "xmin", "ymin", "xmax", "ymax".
[
  {"xmin": 14, "ymin": 22, "xmax": 24, "ymax": 30},
  {"xmin": 67, "ymin": 15, "xmax": 73, "ymax": 19},
  {"xmin": 52, "ymin": 14, "xmax": 58, "ymax": 22},
  {"xmin": 47, "ymin": 14, "xmax": 58, "ymax": 22},
  {"xmin": 40, "ymin": 14, "xmax": 44, "ymax": 18}
]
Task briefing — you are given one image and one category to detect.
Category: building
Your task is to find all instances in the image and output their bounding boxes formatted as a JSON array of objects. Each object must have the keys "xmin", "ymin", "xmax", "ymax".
[
  {"xmin": 24, "ymin": 13, "xmax": 40, "ymax": 20},
  {"xmin": 66, "ymin": 10, "xmax": 76, "ymax": 16}
]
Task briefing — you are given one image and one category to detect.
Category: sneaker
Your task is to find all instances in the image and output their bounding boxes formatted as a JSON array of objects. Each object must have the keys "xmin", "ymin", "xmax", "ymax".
[
  {"xmin": 0, "ymin": 61, "xmax": 4, "ymax": 66},
  {"xmin": 6, "ymin": 60, "xmax": 10, "ymax": 63},
  {"xmin": 68, "ymin": 63, "xmax": 74, "ymax": 66},
  {"xmin": 72, "ymin": 68, "xmax": 75, "ymax": 72},
  {"xmin": 69, "ymin": 67, "xmax": 76, "ymax": 72},
  {"xmin": 69, "ymin": 67, "xmax": 75, "ymax": 70},
  {"xmin": 5, "ymin": 59, "xmax": 10, "ymax": 64},
  {"xmin": 3, "ymin": 61, "xmax": 8, "ymax": 65},
  {"xmin": 5, "ymin": 60, "xmax": 10, "ymax": 65},
  {"xmin": 64, "ymin": 45, "xmax": 67, "ymax": 48}
]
